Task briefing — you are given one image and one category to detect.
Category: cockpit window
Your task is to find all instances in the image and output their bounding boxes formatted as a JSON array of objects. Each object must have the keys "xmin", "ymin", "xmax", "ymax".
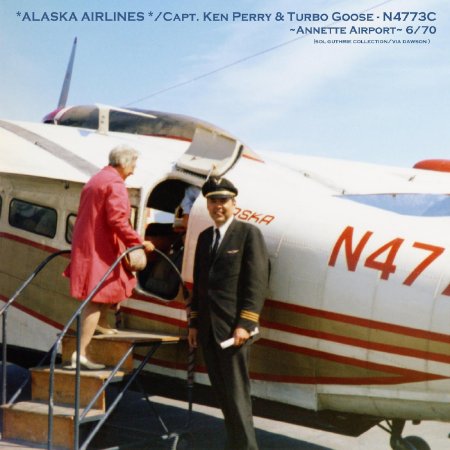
[
  {"xmin": 109, "ymin": 111, "xmax": 156, "ymax": 134},
  {"xmin": 56, "ymin": 105, "xmax": 197, "ymax": 140},
  {"xmin": 109, "ymin": 110, "xmax": 196, "ymax": 138},
  {"xmin": 58, "ymin": 105, "xmax": 99, "ymax": 129},
  {"xmin": 339, "ymin": 194, "xmax": 450, "ymax": 217}
]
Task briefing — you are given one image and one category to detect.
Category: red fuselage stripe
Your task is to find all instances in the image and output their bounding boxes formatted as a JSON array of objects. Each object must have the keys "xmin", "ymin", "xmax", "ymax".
[
  {"xmin": 264, "ymin": 299, "xmax": 450, "ymax": 344},
  {"xmin": 257, "ymin": 338, "xmax": 444, "ymax": 380},
  {"xmin": 261, "ymin": 318, "xmax": 450, "ymax": 364},
  {"xmin": 0, "ymin": 232, "xmax": 68, "ymax": 256},
  {"xmin": 0, "ymin": 294, "xmax": 63, "ymax": 330},
  {"xmin": 119, "ymin": 306, "xmax": 186, "ymax": 328},
  {"xmin": 3, "ymin": 232, "xmax": 450, "ymax": 368},
  {"xmin": 2, "ymin": 296, "xmax": 444, "ymax": 385}
]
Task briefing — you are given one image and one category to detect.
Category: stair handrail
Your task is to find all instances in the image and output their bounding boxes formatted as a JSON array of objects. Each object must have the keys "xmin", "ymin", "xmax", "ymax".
[
  {"xmin": 0, "ymin": 249, "xmax": 71, "ymax": 406},
  {"xmin": 47, "ymin": 244, "xmax": 145, "ymax": 449}
]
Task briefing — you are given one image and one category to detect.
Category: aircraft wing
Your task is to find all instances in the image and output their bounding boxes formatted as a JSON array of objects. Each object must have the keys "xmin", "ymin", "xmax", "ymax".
[
  {"xmin": 262, "ymin": 151, "xmax": 450, "ymax": 195},
  {"xmin": 0, "ymin": 119, "xmax": 189, "ymax": 188}
]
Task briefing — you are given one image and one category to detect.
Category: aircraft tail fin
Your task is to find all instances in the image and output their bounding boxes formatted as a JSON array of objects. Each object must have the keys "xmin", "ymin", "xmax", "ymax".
[{"xmin": 57, "ymin": 37, "xmax": 77, "ymax": 109}]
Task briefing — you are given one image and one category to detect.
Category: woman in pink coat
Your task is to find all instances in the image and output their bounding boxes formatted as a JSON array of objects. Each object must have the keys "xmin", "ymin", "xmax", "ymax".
[{"xmin": 64, "ymin": 145, "xmax": 154, "ymax": 369}]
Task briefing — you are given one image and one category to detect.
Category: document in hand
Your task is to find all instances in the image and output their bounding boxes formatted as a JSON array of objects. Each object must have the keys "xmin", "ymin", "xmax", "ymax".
[{"xmin": 220, "ymin": 327, "xmax": 259, "ymax": 349}]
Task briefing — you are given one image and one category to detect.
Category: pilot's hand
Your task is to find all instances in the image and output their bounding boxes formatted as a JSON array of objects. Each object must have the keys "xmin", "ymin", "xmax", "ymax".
[
  {"xmin": 188, "ymin": 328, "xmax": 198, "ymax": 349},
  {"xmin": 233, "ymin": 327, "xmax": 250, "ymax": 346},
  {"xmin": 143, "ymin": 240, "xmax": 155, "ymax": 253}
]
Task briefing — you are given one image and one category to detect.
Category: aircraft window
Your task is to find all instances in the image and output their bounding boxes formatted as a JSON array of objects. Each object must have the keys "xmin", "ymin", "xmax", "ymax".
[
  {"xmin": 110, "ymin": 111, "xmax": 157, "ymax": 135},
  {"xmin": 65, "ymin": 208, "xmax": 136, "ymax": 245},
  {"xmin": 57, "ymin": 105, "xmax": 99, "ymax": 129},
  {"xmin": 9, "ymin": 199, "xmax": 57, "ymax": 238},
  {"xmin": 109, "ymin": 109, "xmax": 196, "ymax": 140},
  {"xmin": 66, "ymin": 214, "xmax": 76, "ymax": 243},
  {"xmin": 340, "ymin": 193, "xmax": 450, "ymax": 217}
]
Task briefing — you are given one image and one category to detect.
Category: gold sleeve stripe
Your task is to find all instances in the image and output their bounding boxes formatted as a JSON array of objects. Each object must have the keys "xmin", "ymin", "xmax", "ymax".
[
  {"xmin": 190, "ymin": 312, "xmax": 199, "ymax": 318},
  {"xmin": 240, "ymin": 310, "xmax": 259, "ymax": 322}
]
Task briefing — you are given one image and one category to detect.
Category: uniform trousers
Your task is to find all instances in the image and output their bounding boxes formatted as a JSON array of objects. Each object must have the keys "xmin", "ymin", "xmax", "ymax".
[{"xmin": 202, "ymin": 331, "xmax": 258, "ymax": 450}]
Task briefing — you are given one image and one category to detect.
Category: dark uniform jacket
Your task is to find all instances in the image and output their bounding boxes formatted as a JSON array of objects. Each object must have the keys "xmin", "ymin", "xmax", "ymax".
[{"xmin": 190, "ymin": 219, "xmax": 269, "ymax": 345}]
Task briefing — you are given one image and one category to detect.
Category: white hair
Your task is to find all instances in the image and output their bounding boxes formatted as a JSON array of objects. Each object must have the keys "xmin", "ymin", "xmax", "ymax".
[{"xmin": 108, "ymin": 144, "xmax": 139, "ymax": 168}]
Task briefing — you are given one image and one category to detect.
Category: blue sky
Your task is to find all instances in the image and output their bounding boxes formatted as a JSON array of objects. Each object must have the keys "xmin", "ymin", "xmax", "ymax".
[{"xmin": 1, "ymin": 0, "xmax": 449, "ymax": 167}]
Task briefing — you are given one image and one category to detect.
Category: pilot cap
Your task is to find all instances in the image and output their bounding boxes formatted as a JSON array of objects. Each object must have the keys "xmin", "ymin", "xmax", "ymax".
[{"xmin": 202, "ymin": 177, "xmax": 238, "ymax": 199}]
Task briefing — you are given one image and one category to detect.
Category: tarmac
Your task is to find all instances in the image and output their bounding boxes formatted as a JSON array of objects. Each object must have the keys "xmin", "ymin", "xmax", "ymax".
[
  {"xmin": 0, "ymin": 363, "xmax": 449, "ymax": 449},
  {"xmin": 91, "ymin": 392, "xmax": 450, "ymax": 450},
  {"xmin": 2, "ymin": 389, "xmax": 449, "ymax": 449}
]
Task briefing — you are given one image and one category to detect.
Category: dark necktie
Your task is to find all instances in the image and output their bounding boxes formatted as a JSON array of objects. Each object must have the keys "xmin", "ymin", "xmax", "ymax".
[{"xmin": 211, "ymin": 228, "xmax": 220, "ymax": 260}]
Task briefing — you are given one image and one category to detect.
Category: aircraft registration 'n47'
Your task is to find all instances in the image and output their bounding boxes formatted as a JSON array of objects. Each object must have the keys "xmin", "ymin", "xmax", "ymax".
[{"xmin": 0, "ymin": 38, "xmax": 449, "ymax": 450}]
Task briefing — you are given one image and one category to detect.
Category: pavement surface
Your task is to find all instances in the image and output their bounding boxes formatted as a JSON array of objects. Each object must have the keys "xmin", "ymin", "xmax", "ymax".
[
  {"xmin": 2, "ymin": 342, "xmax": 449, "ymax": 449},
  {"xmin": 90, "ymin": 392, "xmax": 450, "ymax": 450},
  {"xmin": 1, "ymin": 389, "xmax": 450, "ymax": 449},
  {"xmin": 0, "ymin": 366, "xmax": 450, "ymax": 450}
]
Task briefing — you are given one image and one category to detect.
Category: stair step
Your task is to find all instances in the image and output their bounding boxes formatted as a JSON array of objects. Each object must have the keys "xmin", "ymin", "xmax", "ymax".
[
  {"xmin": 1, "ymin": 331, "xmax": 181, "ymax": 449},
  {"xmin": 2, "ymin": 401, "xmax": 104, "ymax": 449},
  {"xmin": 0, "ymin": 437, "xmax": 49, "ymax": 448},
  {"xmin": 31, "ymin": 367, "xmax": 125, "ymax": 410},
  {"xmin": 62, "ymin": 330, "xmax": 181, "ymax": 373}
]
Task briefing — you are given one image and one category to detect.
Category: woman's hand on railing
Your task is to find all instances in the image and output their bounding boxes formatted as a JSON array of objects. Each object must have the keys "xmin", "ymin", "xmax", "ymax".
[{"xmin": 143, "ymin": 240, "xmax": 155, "ymax": 253}]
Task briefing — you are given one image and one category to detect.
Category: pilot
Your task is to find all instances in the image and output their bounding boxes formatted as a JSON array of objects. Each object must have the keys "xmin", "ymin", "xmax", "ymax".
[
  {"xmin": 188, "ymin": 176, "xmax": 269, "ymax": 450},
  {"xmin": 64, "ymin": 144, "xmax": 154, "ymax": 370}
]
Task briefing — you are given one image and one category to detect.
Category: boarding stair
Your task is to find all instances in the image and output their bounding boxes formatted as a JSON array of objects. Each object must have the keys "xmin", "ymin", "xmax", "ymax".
[{"xmin": 0, "ymin": 246, "xmax": 187, "ymax": 449}]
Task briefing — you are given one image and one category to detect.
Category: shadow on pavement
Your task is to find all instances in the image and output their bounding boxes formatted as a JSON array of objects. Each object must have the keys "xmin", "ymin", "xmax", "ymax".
[{"xmin": 90, "ymin": 390, "xmax": 331, "ymax": 450}]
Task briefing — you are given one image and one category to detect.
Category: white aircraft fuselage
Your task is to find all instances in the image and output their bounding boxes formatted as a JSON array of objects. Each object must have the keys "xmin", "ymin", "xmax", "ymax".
[{"xmin": 1, "ymin": 108, "xmax": 449, "ymax": 442}]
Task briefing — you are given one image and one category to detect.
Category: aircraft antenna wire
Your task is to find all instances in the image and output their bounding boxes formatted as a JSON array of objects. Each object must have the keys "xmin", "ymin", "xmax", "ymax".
[{"xmin": 125, "ymin": 0, "xmax": 395, "ymax": 106}]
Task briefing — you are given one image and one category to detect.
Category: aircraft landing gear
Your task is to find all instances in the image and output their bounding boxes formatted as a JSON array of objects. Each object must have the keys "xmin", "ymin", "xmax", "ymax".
[{"xmin": 379, "ymin": 419, "xmax": 431, "ymax": 450}]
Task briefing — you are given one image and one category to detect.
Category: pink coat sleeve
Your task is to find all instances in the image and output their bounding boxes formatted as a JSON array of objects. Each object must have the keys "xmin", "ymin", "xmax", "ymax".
[{"xmin": 105, "ymin": 179, "xmax": 142, "ymax": 247}]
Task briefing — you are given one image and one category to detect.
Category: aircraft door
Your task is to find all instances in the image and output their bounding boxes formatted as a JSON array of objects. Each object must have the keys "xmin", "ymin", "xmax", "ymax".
[{"xmin": 136, "ymin": 179, "xmax": 199, "ymax": 302}]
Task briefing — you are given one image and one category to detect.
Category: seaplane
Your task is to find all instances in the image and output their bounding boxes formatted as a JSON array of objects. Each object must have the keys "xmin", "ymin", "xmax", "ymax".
[{"xmin": 0, "ymin": 37, "xmax": 450, "ymax": 450}]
